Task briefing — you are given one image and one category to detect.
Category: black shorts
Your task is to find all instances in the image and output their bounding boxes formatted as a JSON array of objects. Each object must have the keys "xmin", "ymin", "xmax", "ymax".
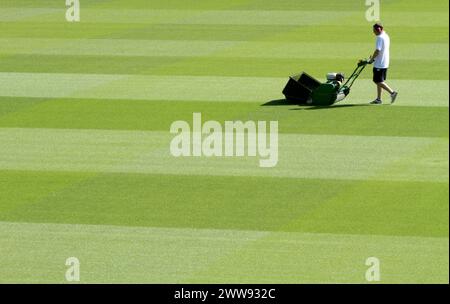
[{"xmin": 373, "ymin": 68, "xmax": 388, "ymax": 83}]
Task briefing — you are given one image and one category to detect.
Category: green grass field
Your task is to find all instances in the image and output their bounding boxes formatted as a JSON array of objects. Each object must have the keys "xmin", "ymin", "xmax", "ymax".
[{"xmin": 0, "ymin": 0, "xmax": 448, "ymax": 283}]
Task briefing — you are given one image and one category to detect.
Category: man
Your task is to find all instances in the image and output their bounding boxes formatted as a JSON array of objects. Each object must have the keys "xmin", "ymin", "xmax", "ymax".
[{"xmin": 369, "ymin": 23, "xmax": 398, "ymax": 104}]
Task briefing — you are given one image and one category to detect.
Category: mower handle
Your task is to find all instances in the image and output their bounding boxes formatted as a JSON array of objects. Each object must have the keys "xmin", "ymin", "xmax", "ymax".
[
  {"xmin": 340, "ymin": 58, "xmax": 370, "ymax": 92},
  {"xmin": 357, "ymin": 58, "xmax": 371, "ymax": 67}
]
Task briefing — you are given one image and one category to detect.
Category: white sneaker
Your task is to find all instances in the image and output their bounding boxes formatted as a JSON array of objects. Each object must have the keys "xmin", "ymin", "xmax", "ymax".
[{"xmin": 390, "ymin": 91, "xmax": 398, "ymax": 104}]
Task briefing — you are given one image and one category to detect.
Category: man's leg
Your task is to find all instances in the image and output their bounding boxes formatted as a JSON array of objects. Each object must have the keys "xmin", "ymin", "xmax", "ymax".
[
  {"xmin": 377, "ymin": 83, "xmax": 382, "ymax": 100},
  {"xmin": 380, "ymin": 82, "xmax": 398, "ymax": 104},
  {"xmin": 380, "ymin": 68, "xmax": 398, "ymax": 104},
  {"xmin": 378, "ymin": 82, "xmax": 394, "ymax": 95},
  {"xmin": 371, "ymin": 68, "xmax": 398, "ymax": 104},
  {"xmin": 371, "ymin": 68, "xmax": 383, "ymax": 104},
  {"xmin": 370, "ymin": 83, "xmax": 383, "ymax": 104}
]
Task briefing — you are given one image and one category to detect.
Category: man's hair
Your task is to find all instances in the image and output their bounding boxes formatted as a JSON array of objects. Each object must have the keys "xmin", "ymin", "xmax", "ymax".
[{"xmin": 373, "ymin": 23, "xmax": 384, "ymax": 32}]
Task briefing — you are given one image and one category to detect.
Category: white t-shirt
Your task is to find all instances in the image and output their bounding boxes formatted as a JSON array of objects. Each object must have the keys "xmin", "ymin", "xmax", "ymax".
[{"xmin": 374, "ymin": 31, "xmax": 390, "ymax": 69}]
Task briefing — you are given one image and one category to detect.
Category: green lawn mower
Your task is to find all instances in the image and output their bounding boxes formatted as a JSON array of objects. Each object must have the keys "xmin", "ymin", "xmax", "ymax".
[{"xmin": 282, "ymin": 59, "xmax": 370, "ymax": 106}]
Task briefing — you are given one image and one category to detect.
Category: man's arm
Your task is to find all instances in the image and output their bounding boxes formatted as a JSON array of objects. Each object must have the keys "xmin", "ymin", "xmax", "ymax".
[
  {"xmin": 370, "ymin": 36, "xmax": 382, "ymax": 63},
  {"xmin": 369, "ymin": 49, "xmax": 380, "ymax": 63}
]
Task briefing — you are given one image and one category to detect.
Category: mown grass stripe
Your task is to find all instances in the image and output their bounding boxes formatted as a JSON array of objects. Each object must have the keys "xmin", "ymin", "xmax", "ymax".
[
  {"xmin": 0, "ymin": 55, "xmax": 447, "ymax": 80},
  {"xmin": 3, "ymin": 0, "xmax": 448, "ymax": 12},
  {"xmin": 0, "ymin": 9, "xmax": 354, "ymax": 25},
  {"xmin": 0, "ymin": 221, "xmax": 447, "ymax": 283},
  {"xmin": 0, "ymin": 128, "xmax": 447, "ymax": 182},
  {"xmin": 0, "ymin": 8, "xmax": 59, "ymax": 22},
  {"xmin": 0, "ymin": 98, "xmax": 447, "ymax": 138},
  {"xmin": 0, "ymin": 170, "xmax": 447, "ymax": 238},
  {"xmin": 0, "ymin": 8, "xmax": 448, "ymax": 27},
  {"xmin": 1, "ymin": 38, "xmax": 447, "ymax": 60},
  {"xmin": 0, "ymin": 73, "xmax": 447, "ymax": 107},
  {"xmin": 1, "ymin": 23, "xmax": 448, "ymax": 44}
]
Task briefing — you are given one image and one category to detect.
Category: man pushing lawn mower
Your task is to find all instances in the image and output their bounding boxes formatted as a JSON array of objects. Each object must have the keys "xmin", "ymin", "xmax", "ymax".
[
  {"xmin": 282, "ymin": 23, "xmax": 398, "ymax": 106},
  {"xmin": 369, "ymin": 23, "xmax": 398, "ymax": 105}
]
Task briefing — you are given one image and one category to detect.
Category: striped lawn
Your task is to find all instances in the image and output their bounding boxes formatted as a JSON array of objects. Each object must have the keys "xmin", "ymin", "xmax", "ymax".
[
  {"xmin": 0, "ymin": 98, "xmax": 447, "ymax": 138},
  {"xmin": 0, "ymin": 222, "xmax": 447, "ymax": 283},
  {"xmin": 0, "ymin": 8, "xmax": 448, "ymax": 26},
  {"xmin": 0, "ymin": 56, "xmax": 447, "ymax": 80},
  {"xmin": 0, "ymin": 128, "xmax": 447, "ymax": 182},
  {"xmin": 0, "ymin": 0, "xmax": 448, "ymax": 283},
  {"xmin": 0, "ymin": 73, "xmax": 448, "ymax": 106},
  {"xmin": 1, "ymin": 24, "xmax": 447, "ymax": 44},
  {"xmin": 1, "ymin": 39, "xmax": 447, "ymax": 60}
]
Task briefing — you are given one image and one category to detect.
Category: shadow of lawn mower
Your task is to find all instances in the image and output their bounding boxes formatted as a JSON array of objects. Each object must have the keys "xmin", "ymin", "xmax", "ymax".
[{"xmin": 282, "ymin": 59, "xmax": 370, "ymax": 106}]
